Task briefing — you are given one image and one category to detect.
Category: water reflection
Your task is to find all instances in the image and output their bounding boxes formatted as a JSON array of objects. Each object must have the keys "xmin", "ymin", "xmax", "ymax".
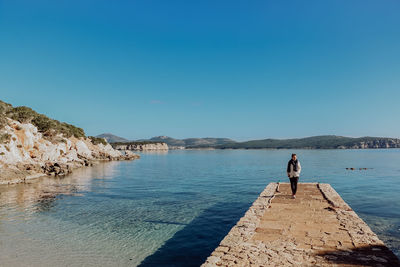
[
  {"xmin": 0, "ymin": 150, "xmax": 399, "ymax": 266},
  {"xmin": 0, "ymin": 161, "xmax": 122, "ymax": 214},
  {"xmin": 139, "ymin": 150, "xmax": 169, "ymax": 155}
]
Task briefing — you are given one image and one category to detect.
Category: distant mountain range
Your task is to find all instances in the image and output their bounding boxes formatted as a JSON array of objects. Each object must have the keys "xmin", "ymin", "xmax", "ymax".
[
  {"xmin": 142, "ymin": 136, "xmax": 235, "ymax": 147},
  {"xmin": 96, "ymin": 134, "xmax": 234, "ymax": 147},
  {"xmin": 97, "ymin": 134, "xmax": 400, "ymax": 149},
  {"xmin": 212, "ymin": 135, "xmax": 400, "ymax": 149},
  {"xmin": 96, "ymin": 133, "xmax": 129, "ymax": 143}
]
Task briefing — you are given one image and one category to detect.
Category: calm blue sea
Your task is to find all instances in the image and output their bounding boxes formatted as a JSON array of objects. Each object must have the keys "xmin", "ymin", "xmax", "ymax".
[{"xmin": 0, "ymin": 149, "xmax": 399, "ymax": 266}]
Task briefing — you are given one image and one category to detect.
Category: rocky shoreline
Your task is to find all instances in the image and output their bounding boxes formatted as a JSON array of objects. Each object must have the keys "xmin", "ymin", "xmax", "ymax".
[
  {"xmin": 112, "ymin": 142, "xmax": 169, "ymax": 151},
  {"xmin": 0, "ymin": 118, "xmax": 139, "ymax": 185}
]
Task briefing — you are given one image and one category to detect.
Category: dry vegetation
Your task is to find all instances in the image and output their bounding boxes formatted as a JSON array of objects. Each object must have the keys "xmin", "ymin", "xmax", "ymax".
[{"xmin": 0, "ymin": 100, "xmax": 94, "ymax": 144}]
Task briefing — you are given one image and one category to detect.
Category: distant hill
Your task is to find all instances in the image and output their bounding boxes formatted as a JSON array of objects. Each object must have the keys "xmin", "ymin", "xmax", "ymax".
[
  {"xmin": 213, "ymin": 135, "xmax": 400, "ymax": 149},
  {"xmin": 96, "ymin": 133, "xmax": 129, "ymax": 143},
  {"xmin": 140, "ymin": 136, "xmax": 235, "ymax": 147},
  {"xmin": 97, "ymin": 134, "xmax": 400, "ymax": 149}
]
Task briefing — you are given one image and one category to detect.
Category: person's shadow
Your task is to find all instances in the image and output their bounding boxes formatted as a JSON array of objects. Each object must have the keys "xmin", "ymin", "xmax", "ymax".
[{"xmin": 316, "ymin": 244, "xmax": 400, "ymax": 266}]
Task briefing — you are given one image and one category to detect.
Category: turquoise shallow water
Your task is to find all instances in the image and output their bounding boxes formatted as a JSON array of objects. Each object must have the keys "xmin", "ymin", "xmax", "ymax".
[{"xmin": 0, "ymin": 149, "xmax": 399, "ymax": 266}]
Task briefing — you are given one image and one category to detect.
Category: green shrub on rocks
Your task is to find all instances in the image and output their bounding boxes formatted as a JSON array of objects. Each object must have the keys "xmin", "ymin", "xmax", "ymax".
[
  {"xmin": 58, "ymin": 122, "xmax": 85, "ymax": 138},
  {"xmin": 0, "ymin": 133, "xmax": 11, "ymax": 143},
  {"xmin": 89, "ymin": 136, "xmax": 107, "ymax": 145},
  {"xmin": 1, "ymin": 100, "xmax": 86, "ymax": 139},
  {"xmin": 0, "ymin": 115, "xmax": 7, "ymax": 130},
  {"xmin": 0, "ymin": 100, "xmax": 12, "ymax": 112},
  {"xmin": 7, "ymin": 106, "xmax": 36, "ymax": 123},
  {"xmin": 0, "ymin": 100, "xmax": 12, "ymax": 130},
  {"xmin": 31, "ymin": 114, "xmax": 56, "ymax": 133}
]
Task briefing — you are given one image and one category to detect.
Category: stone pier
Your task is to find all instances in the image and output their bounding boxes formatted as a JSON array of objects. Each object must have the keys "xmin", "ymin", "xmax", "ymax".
[{"xmin": 202, "ymin": 183, "xmax": 400, "ymax": 266}]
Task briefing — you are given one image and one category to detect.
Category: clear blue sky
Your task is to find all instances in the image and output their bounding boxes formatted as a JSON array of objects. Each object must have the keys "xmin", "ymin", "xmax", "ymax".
[{"xmin": 1, "ymin": 0, "xmax": 399, "ymax": 140}]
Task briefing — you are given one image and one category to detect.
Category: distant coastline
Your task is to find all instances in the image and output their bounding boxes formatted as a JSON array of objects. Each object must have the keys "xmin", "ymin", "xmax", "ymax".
[
  {"xmin": 194, "ymin": 136, "xmax": 400, "ymax": 149},
  {"xmin": 112, "ymin": 141, "xmax": 169, "ymax": 151},
  {"xmin": 100, "ymin": 134, "xmax": 400, "ymax": 150}
]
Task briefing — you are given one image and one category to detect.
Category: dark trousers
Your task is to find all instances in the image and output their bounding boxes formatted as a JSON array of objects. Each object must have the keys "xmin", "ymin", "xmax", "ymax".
[{"xmin": 289, "ymin": 177, "xmax": 299, "ymax": 195}]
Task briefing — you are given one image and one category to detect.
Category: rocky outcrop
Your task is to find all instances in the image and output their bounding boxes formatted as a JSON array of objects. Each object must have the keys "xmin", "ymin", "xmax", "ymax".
[
  {"xmin": 113, "ymin": 142, "xmax": 168, "ymax": 151},
  {"xmin": 0, "ymin": 118, "xmax": 139, "ymax": 184},
  {"xmin": 337, "ymin": 139, "xmax": 400, "ymax": 149}
]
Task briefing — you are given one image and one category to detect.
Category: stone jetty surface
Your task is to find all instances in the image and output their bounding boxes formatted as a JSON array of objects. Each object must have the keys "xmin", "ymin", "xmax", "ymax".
[{"xmin": 202, "ymin": 183, "xmax": 400, "ymax": 267}]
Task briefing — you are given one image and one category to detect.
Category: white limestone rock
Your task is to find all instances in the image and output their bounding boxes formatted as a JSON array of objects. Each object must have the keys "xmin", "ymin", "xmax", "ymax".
[
  {"xmin": 0, "ymin": 118, "xmax": 139, "ymax": 184},
  {"xmin": 75, "ymin": 140, "xmax": 92, "ymax": 159}
]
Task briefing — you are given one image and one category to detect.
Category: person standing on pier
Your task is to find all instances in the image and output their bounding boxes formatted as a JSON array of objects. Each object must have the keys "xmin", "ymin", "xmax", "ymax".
[{"xmin": 287, "ymin": 153, "xmax": 301, "ymax": 199}]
